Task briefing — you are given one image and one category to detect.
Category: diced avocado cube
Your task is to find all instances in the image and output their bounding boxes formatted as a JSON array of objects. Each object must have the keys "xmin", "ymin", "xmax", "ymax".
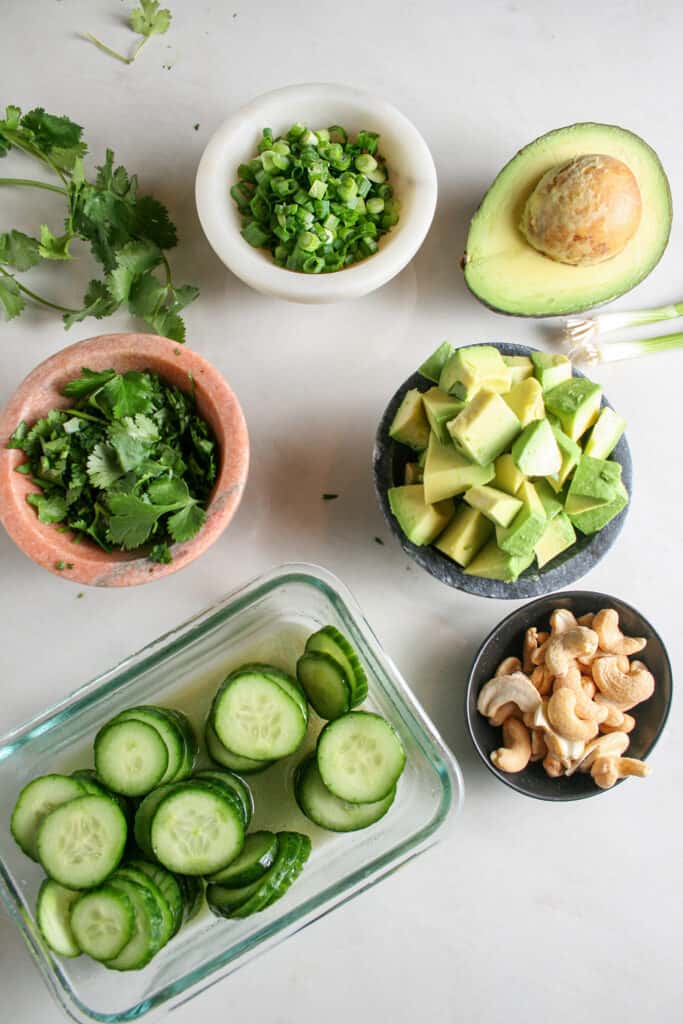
[
  {"xmin": 502, "ymin": 377, "xmax": 545, "ymax": 427},
  {"xmin": 544, "ymin": 378, "xmax": 602, "ymax": 441},
  {"xmin": 494, "ymin": 453, "xmax": 526, "ymax": 495},
  {"xmin": 447, "ymin": 389, "xmax": 521, "ymax": 466},
  {"xmin": 388, "ymin": 485, "xmax": 453, "ymax": 546},
  {"xmin": 568, "ymin": 455, "xmax": 622, "ymax": 503},
  {"xmin": 496, "ymin": 480, "xmax": 547, "ymax": 556},
  {"xmin": 422, "ymin": 387, "xmax": 465, "ymax": 444},
  {"xmin": 546, "ymin": 421, "xmax": 582, "ymax": 492},
  {"xmin": 570, "ymin": 481, "xmax": 629, "ymax": 535},
  {"xmin": 464, "ymin": 540, "xmax": 535, "ymax": 582},
  {"xmin": 404, "ymin": 462, "xmax": 422, "ymax": 484},
  {"xmin": 535, "ymin": 511, "xmax": 576, "ymax": 568},
  {"xmin": 439, "ymin": 345, "xmax": 512, "ymax": 400},
  {"xmin": 511, "ymin": 418, "xmax": 562, "ymax": 476},
  {"xmin": 418, "ymin": 447, "xmax": 427, "ymax": 468},
  {"xmin": 534, "ymin": 478, "xmax": 564, "ymax": 519},
  {"xmin": 423, "ymin": 433, "xmax": 494, "ymax": 503},
  {"xmin": 435, "ymin": 505, "xmax": 493, "ymax": 567},
  {"xmin": 583, "ymin": 407, "xmax": 626, "ymax": 460},
  {"xmin": 418, "ymin": 341, "xmax": 453, "ymax": 383},
  {"xmin": 464, "ymin": 484, "xmax": 523, "ymax": 527},
  {"xmin": 503, "ymin": 355, "xmax": 534, "ymax": 385},
  {"xmin": 389, "ymin": 389, "xmax": 430, "ymax": 451},
  {"xmin": 530, "ymin": 351, "xmax": 573, "ymax": 392}
]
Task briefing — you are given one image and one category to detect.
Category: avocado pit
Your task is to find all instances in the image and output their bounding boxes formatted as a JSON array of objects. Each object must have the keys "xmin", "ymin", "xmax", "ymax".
[{"xmin": 520, "ymin": 154, "xmax": 642, "ymax": 266}]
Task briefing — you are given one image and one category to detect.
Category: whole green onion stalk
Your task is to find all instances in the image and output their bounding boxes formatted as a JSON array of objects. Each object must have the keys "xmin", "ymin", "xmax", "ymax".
[
  {"xmin": 568, "ymin": 330, "xmax": 683, "ymax": 365},
  {"xmin": 564, "ymin": 301, "xmax": 683, "ymax": 347}
]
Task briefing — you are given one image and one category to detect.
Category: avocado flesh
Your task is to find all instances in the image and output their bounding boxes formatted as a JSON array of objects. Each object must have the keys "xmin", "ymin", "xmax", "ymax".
[
  {"xmin": 463, "ymin": 123, "xmax": 672, "ymax": 317},
  {"xmin": 404, "ymin": 462, "xmax": 422, "ymax": 485},
  {"xmin": 534, "ymin": 478, "xmax": 564, "ymax": 519},
  {"xmin": 535, "ymin": 511, "xmax": 576, "ymax": 568},
  {"xmin": 418, "ymin": 342, "xmax": 453, "ymax": 383},
  {"xmin": 464, "ymin": 485, "xmax": 523, "ymax": 528},
  {"xmin": 570, "ymin": 481, "xmax": 628, "ymax": 534},
  {"xmin": 496, "ymin": 480, "xmax": 547, "ymax": 556},
  {"xmin": 439, "ymin": 345, "xmax": 511, "ymax": 400},
  {"xmin": 503, "ymin": 355, "xmax": 534, "ymax": 385},
  {"xmin": 584, "ymin": 407, "xmax": 626, "ymax": 459},
  {"xmin": 448, "ymin": 389, "xmax": 521, "ymax": 465},
  {"xmin": 503, "ymin": 377, "xmax": 545, "ymax": 427},
  {"xmin": 544, "ymin": 378, "xmax": 602, "ymax": 441},
  {"xmin": 388, "ymin": 485, "xmax": 453, "ymax": 546},
  {"xmin": 464, "ymin": 540, "xmax": 535, "ymax": 582},
  {"xmin": 494, "ymin": 453, "xmax": 526, "ymax": 495},
  {"xmin": 422, "ymin": 387, "xmax": 465, "ymax": 444},
  {"xmin": 567, "ymin": 455, "xmax": 622, "ymax": 504},
  {"xmin": 512, "ymin": 418, "xmax": 562, "ymax": 476},
  {"xmin": 546, "ymin": 421, "xmax": 581, "ymax": 492},
  {"xmin": 423, "ymin": 434, "xmax": 494, "ymax": 503},
  {"xmin": 389, "ymin": 389, "xmax": 430, "ymax": 451},
  {"xmin": 435, "ymin": 505, "xmax": 493, "ymax": 567},
  {"xmin": 531, "ymin": 352, "xmax": 572, "ymax": 392}
]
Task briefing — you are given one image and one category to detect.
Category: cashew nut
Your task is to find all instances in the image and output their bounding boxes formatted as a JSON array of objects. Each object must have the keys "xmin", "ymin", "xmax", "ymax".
[
  {"xmin": 545, "ymin": 627, "xmax": 598, "ymax": 676},
  {"xmin": 523, "ymin": 627, "xmax": 540, "ymax": 674},
  {"xmin": 530, "ymin": 729, "xmax": 547, "ymax": 762},
  {"xmin": 593, "ymin": 608, "xmax": 647, "ymax": 656},
  {"xmin": 477, "ymin": 672, "xmax": 541, "ymax": 720},
  {"xmin": 577, "ymin": 612, "xmax": 595, "ymax": 627},
  {"xmin": 491, "ymin": 718, "xmax": 532, "ymax": 773},
  {"xmin": 553, "ymin": 664, "xmax": 608, "ymax": 723},
  {"xmin": 549, "ymin": 608, "xmax": 578, "ymax": 634},
  {"xmin": 600, "ymin": 713, "xmax": 635, "ymax": 735},
  {"xmin": 547, "ymin": 688, "xmax": 599, "ymax": 742},
  {"xmin": 489, "ymin": 702, "xmax": 522, "ymax": 727},
  {"xmin": 530, "ymin": 665, "xmax": 554, "ymax": 696},
  {"xmin": 570, "ymin": 731, "xmax": 630, "ymax": 776},
  {"xmin": 543, "ymin": 753, "xmax": 564, "ymax": 777},
  {"xmin": 495, "ymin": 656, "xmax": 522, "ymax": 677},
  {"xmin": 581, "ymin": 677, "xmax": 596, "ymax": 699},
  {"xmin": 590, "ymin": 755, "xmax": 650, "ymax": 790},
  {"xmin": 592, "ymin": 657, "xmax": 655, "ymax": 709},
  {"xmin": 530, "ymin": 700, "xmax": 585, "ymax": 767}
]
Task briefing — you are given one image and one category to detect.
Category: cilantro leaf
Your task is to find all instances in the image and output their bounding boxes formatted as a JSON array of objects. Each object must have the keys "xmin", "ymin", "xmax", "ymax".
[
  {"xmin": 0, "ymin": 105, "xmax": 22, "ymax": 155},
  {"xmin": 107, "ymin": 240, "xmax": 162, "ymax": 304},
  {"xmin": 148, "ymin": 476, "xmax": 189, "ymax": 506},
  {"xmin": 86, "ymin": 443, "xmax": 124, "ymax": 488},
  {"xmin": 150, "ymin": 542, "xmax": 172, "ymax": 563},
  {"xmin": 0, "ymin": 230, "xmax": 41, "ymax": 270},
  {"xmin": 21, "ymin": 108, "xmax": 84, "ymax": 157},
  {"xmin": 128, "ymin": 271, "xmax": 167, "ymax": 319},
  {"xmin": 130, "ymin": 1, "xmax": 172, "ymax": 37},
  {"xmin": 134, "ymin": 195, "xmax": 177, "ymax": 250},
  {"xmin": 0, "ymin": 274, "xmax": 25, "ymax": 320},
  {"xmin": 108, "ymin": 420, "xmax": 154, "ymax": 472},
  {"xmin": 148, "ymin": 310, "xmax": 186, "ymax": 343},
  {"xmin": 26, "ymin": 492, "xmax": 68, "ymax": 523},
  {"xmin": 167, "ymin": 501, "xmax": 205, "ymax": 543},
  {"xmin": 38, "ymin": 224, "xmax": 75, "ymax": 261},
  {"xmin": 62, "ymin": 367, "xmax": 116, "ymax": 400},
  {"xmin": 94, "ymin": 371, "xmax": 154, "ymax": 419},
  {"xmin": 107, "ymin": 493, "xmax": 164, "ymax": 548},
  {"xmin": 63, "ymin": 280, "xmax": 120, "ymax": 330}
]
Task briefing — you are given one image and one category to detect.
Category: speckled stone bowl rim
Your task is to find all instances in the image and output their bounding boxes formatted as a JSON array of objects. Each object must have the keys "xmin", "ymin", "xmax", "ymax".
[
  {"xmin": 372, "ymin": 342, "xmax": 632, "ymax": 599},
  {"xmin": 0, "ymin": 333, "xmax": 249, "ymax": 587},
  {"xmin": 464, "ymin": 590, "xmax": 673, "ymax": 801}
]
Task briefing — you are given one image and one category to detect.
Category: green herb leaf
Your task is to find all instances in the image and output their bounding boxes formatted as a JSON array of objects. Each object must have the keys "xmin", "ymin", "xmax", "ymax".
[
  {"xmin": 0, "ymin": 230, "xmax": 41, "ymax": 270},
  {"xmin": 94, "ymin": 371, "xmax": 154, "ymax": 419},
  {"xmin": 63, "ymin": 280, "xmax": 119, "ymax": 330},
  {"xmin": 167, "ymin": 501, "xmax": 205, "ymax": 543},
  {"xmin": 148, "ymin": 476, "xmax": 189, "ymax": 506},
  {"xmin": 27, "ymin": 492, "xmax": 68, "ymax": 523},
  {"xmin": 133, "ymin": 195, "xmax": 177, "ymax": 249},
  {"xmin": 21, "ymin": 108, "xmax": 84, "ymax": 157},
  {"xmin": 86, "ymin": 443, "xmax": 124, "ymax": 488},
  {"xmin": 150, "ymin": 541, "xmax": 172, "ymax": 563},
  {"xmin": 62, "ymin": 367, "xmax": 116, "ymax": 400},
  {"xmin": 107, "ymin": 240, "xmax": 162, "ymax": 303},
  {"xmin": 0, "ymin": 274, "xmax": 25, "ymax": 320},
  {"xmin": 38, "ymin": 224, "xmax": 75, "ymax": 261},
  {"xmin": 130, "ymin": 0, "xmax": 172, "ymax": 37},
  {"xmin": 107, "ymin": 493, "xmax": 165, "ymax": 548}
]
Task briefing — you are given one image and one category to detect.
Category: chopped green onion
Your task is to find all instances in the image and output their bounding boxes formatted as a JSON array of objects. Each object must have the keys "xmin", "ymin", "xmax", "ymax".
[
  {"xmin": 367, "ymin": 197, "xmax": 384, "ymax": 214},
  {"xmin": 355, "ymin": 153, "xmax": 377, "ymax": 174},
  {"xmin": 308, "ymin": 179, "xmax": 327, "ymax": 199},
  {"xmin": 242, "ymin": 221, "xmax": 270, "ymax": 247}
]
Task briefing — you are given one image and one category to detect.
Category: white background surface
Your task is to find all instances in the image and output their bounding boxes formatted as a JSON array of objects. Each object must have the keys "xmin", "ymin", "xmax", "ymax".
[{"xmin": 0, "ymin": 1, "xmax": 681, "ymax": 1021}]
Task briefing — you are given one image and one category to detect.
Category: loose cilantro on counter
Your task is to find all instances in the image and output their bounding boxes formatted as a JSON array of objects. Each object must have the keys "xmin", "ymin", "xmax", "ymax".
[
  {"xmin": 83, "ymin": 1, "xmax": 172, "ymax": 66},
  {"xmin": 8, "ymin": 368, "xmax": 217, "ymax": 562},
  {"xmin": 0, "ymin": 105, "xmax": 198, "ymax": 341}
]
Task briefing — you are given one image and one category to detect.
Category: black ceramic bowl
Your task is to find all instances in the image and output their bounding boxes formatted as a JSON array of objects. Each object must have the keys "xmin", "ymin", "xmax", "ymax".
[
  {"xmin": 372, "ymin": 343, "xmax": 632, "ymax": 599},
  {"xmin": 465, "ymin": 591, "xmax": 672, "ymax": 801}
]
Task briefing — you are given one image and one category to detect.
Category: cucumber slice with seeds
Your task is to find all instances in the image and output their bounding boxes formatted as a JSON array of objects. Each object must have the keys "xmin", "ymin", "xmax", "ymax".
[
  {"xmin": 207, "ymin": 831, "xmax": 279, "ymax": 885},
  {"xmin": 296, "ymin": 755, "xmax": 396, "ymax": 832},
  {"xmin": 112, "ymin": 707, "xmax": 184, "ymax": 785},
  {"xmin": 296, "ymin": 651, "xmax": 351, "ymax": 720},
  {"xmin": 316, "ymin": 711, "xmax": 405, "ymax": 804},
  {"xmin": 211, "ymin": 670, "xmax": 307, "ymax": 761},
  {"xmin": 70, "ymin": 885, "xmax": 135, "ymax": 961},
  {"xmin": 155, "ymin": 708, "xmax": 198, "ymax": 779},
  {"xmin": 194, "ymin": 769, "xmax": 253, "ymax": 828},
  {"xmin": 36, "ymin": 879, "xmax": 81, "ymax": 958},
  {"xmin": 205, "ymin": 720, "xmax": 273, "ymax": 774},
  {"xmin": 71, "ymin": 769, "xmax": 131, "ymax": 821},
  {"xmin": 37, "ymin": 795, "xmax": 127, "ymax": 889},
  {"xmin": 11, "ymin": 774, "xmax": 86, "ymax": 861},
  {"xmin": 305, "ymin": 626, "xmax": 368, "ymax": 706},
  {"xmin": 105, "ymin": 878, "xmax": 163, "ymax": 971},
  {"xmin": 95, "ymin": 719, "xmax": 169, "ymax": 797},
  {"xmin": 150, "ymin": 782, "xmax": 245, "ymax": 876},
  {"xmin": 133, "ymin": 783, "xmax": 181, "ymax": 860},
  {"xmin": 238, "ymin": 663, "xmax": 309, "ymax": 719},
  {"xmin": 215, "ymin": 831, "xmax": 311, "ymax": 920},
  {"xmin": 126, "ymin": 859, "xmax": 184, "ymax": 938},
  {"xmin": 113, "ymin": 865, "xmax": 174, "ymax": 947}
]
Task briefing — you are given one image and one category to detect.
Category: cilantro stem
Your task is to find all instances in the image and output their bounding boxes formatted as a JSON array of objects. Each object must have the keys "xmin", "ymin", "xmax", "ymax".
[
  {"xmin": 7, "ymin": 136, "xmax": 69, "ymax": 187},
  {"xmin": 63, "ymin": 408, "xmax": 108, "ymax": 425},
  {"xmin": 0, "ymin": 266, "xmax": 78, "ymax": 314},
  {"xmin": 0, "ymin": 177, "xmax": 68, "ymax": 196},
  {"xmin": 81, "ymin": 33, "xmax": 133, "ymax": 64}
]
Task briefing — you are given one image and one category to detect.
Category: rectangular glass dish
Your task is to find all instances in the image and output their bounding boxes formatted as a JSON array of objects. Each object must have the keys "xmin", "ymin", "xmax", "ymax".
[{"xmin": 0, "ymin": 563, "xmax": 463, "ymax": 1023}]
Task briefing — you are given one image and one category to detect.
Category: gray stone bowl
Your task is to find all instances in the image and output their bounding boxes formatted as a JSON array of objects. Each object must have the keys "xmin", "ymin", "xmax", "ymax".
[
  {"xmin": 465, "ymin": 591, "xmax": 672, "ymax": 801},
  {"xmin": 372, "ymin": 342, "xmax": 632, "ymax": 599}
]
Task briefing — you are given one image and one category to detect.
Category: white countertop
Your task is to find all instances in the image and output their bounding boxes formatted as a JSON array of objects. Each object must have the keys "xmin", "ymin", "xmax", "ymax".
[{"xmin": 1, "ymin": 1, "xmax": 681, "ymax": 1021}]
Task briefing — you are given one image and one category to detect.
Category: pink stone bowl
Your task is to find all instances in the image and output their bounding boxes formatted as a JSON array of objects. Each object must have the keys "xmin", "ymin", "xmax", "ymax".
[{"xmin": 0, "ymin": 333, "xmax": 249, "ymax": 587}]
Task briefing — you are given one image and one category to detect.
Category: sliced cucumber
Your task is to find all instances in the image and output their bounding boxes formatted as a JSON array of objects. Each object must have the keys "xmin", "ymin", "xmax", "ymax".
[
  {"xmin": 150, "ymin": 782, "xmax": 245, "ymax": 876},
  {"xmin": 133, "ymin": 783, "xmax": 181, "ymax": 860},
  {"xmin": 205, "ymin": 720, "xmax": 273, "ymax": 774},
  {"xmin": 206, "ymin": 878, "xmax": 262, "ymax": 915},
  {"xmin": 238, "ymin": 663, "xmax": 309, "ymax": 720},
  {"xmin": 11, "ymin": 774, "xmax": 86, "ymax": 861},
  {"xmin": 94, "ymin": 719, "xmax": 169, "ymax": 797},
  {"xmin": 71, "ymin": 769, "xmax": 132, "ymax": 821},
  {"xmin": 37, "ymin": 795, "xmax": 128, "ymax": 889},
  {"xmin": 127, "ymin": 859, "xmax": 184, "ymax": 938},
  {"xmin": 112, "ymin": 707, "xmax": 184, "ymax": 785},
  {"xmin": 296, "ymin": 755, "xmax": 395, "ymax": 832},
  {"xmin": 211, "ymin": 670, "xmax": 307, "ymax": 761},
  {"xmin": 36, "ymin": 879, "xmax": 81, "ymax": 958},
  {"xmin": 305, "ymin": 626, "xmax": 368, "ymax": 706},
  {"xmin": 220, "ymin": 831, "xmax": 311, "ymax": 920},
  {"xmin": 206, "ymin": 831, "xmax": 279, "ymax": 885},
  {"xmin": 105, "ymin": 878, "xmax": 163, "ymax": 971},
  {"xmin": 194, "ymin": 769, "xmax": 253, "ymax": 828},
  {"xmin": 316, "ymin": 711, "xmax": 405, "ymax": 803},
  {"xmin": 113, "ymin": 865, "xmax": 174, "ymax": 947},
  {"xmin": 155, "ymin": 707, "xmax": 198, "ymax": 779},
  {"xmin": 296, "ymin": 651, "xmax": 351, "ymax": 720},
  {"xmin": 70, "ymin": 885, "xmax": 135, "ymax": 961},
  {"xmin": 177, "ymin": 875, "xmax": 204, "ymax": 924}
]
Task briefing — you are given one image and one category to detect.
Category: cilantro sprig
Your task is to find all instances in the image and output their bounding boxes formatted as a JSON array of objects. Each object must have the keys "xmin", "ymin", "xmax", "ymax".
[
  {"xmin": 8, "ymin": 367, "xmax": 217, "ymax": 562},
  {"xmin": 0, "ymin": 105, "xmax": 198, "ymax": 341},
  {"xmin": 83, "ymin": 1, "xmax": 172, "ymax": 66}
]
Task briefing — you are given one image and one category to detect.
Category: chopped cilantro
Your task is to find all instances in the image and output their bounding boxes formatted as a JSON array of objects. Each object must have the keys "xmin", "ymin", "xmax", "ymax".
[
  {"xmin": 55, "ymin": 560, "xmax": 66, "ymax": 570},
  {"xmin": 10, "ymin": 367, "xmax": 217, "ymax": 563}
]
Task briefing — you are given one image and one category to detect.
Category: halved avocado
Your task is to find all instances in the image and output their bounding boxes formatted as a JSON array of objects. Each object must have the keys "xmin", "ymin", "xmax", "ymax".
[{"xmin": 462, "ymin": 123, "xmax": 672, "ymax": 317}]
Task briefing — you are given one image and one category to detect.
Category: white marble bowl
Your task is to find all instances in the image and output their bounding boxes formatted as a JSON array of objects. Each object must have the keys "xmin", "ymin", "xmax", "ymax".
[{"xmin": 195, "ymin": 82, "xmax": 438, "ymax": 303}]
